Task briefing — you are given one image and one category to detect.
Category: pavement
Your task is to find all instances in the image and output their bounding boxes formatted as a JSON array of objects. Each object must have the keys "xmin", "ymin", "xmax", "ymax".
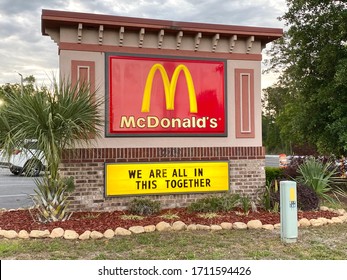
[{"xmin": 0, "ymin": 166, "xmax": 37, "ymax": 209}]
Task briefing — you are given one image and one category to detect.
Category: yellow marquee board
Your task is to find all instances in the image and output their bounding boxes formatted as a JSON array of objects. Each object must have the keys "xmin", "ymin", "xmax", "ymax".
[{"xmin": 105, "ymin": 161, "xmax": 229, "ymax": 196}]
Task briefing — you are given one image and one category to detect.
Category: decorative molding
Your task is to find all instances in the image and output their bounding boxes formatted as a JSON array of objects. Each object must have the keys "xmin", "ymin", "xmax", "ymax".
[
  {"xmin": 229, "ymin": 35, "xmax": 237, "ymax": 53},
  {"xmin": 194, "ymin": 32, "xmax": 202, "ymax": 51},
  {"xmin": 71, "ymin": 60, "xmax": 96, "ymax": 139},
  {"xmin": 42, "ymin": 9, "xmax": 283, "ymax": 47},
  {"xmin": 77, "ymin": 23, "xmax": 83, "ymax": 43},
  {"xmin": 235, "ymin": 69, "xmax": 255, "ymax": 138},
  {"xmin": 138, "ymin": 28, "xmax": 145, "ymax": 48},
  {"xmin": 158, "ymin": 29, "xmax": 164, "ymax": 49},
  {"xmin": 71, "ymin": 60, "xmax": 95, "ymax": 95},
  {"xmin": 246, "ymin": 36, "xmax": 255, "ymax": 54},
  {"xmin": 212, "ymin": 34, "xmax": 219, "ymax": 52},
  {"xmin": 176, "ymin": 31, "xmax": 183, "ymax": 50},
  {"xmin": 119, "ymin": 26, "xmax": 124, "ymax": 46},
  {"xmin": 59, "ymin": 42, "xmax": 263, "ymax": 61},
  {"xmin": 98, "ymin": 25, "xmax": 104, "ymax": 45}
]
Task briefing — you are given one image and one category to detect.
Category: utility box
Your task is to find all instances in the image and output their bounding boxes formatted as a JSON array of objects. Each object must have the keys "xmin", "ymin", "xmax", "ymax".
[{"xmin": 280, "ymin": 181, "xmax": 298, "ymax": 243}]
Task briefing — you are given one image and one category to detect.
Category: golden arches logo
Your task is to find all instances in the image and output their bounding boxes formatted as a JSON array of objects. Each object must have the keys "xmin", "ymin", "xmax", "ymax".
[{"xmin": 141, "ymin": 64, "xmax": 197, "ymax": 113}]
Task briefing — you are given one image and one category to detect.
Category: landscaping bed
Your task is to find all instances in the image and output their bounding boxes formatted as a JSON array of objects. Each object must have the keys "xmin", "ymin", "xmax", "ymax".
[{"xmin": 0, "ymin": 207, "xmax": 341, "ymax": 235}]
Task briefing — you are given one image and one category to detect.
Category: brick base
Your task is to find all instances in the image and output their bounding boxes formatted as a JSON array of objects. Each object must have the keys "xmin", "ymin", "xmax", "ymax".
[{"xmin": 60, "ymin": 147, "xmax": 265, "ymax": 211}]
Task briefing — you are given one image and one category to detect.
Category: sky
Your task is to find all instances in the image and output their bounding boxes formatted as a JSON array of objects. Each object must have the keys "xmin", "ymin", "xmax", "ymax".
[{"xmin": 0, "ymin": 0, "xmax": 286, "ymax": 88}]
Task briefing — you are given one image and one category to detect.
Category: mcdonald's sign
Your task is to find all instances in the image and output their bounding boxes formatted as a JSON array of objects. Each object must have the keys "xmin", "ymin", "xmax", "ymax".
[{"xmin": 106, "ymin": 54, "xmax": 226, "ymax": 136}]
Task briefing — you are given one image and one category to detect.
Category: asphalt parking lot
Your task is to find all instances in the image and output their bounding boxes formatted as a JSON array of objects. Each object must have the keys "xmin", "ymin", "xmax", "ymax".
[{"xmin": 0, "ymin": 166, "xmax": 37, "ymax": 209}]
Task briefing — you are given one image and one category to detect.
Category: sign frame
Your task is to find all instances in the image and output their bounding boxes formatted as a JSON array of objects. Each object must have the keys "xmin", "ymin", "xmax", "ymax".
[
  {"xmin": 104, "ymin": 160, "xmax": 230, "ymax": 197},
  {"xmin": 105, "ymin": 52, "xmax": 228, "ymax": 137}
]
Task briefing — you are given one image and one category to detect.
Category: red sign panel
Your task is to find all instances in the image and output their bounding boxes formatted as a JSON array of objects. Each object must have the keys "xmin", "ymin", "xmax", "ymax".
[{"xmin": 106, "ymin": 54, "xmax": 226, "ymax": 136}]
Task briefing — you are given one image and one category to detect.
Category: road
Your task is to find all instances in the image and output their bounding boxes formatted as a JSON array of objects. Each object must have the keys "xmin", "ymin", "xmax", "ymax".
[{"xmin": 0, "ymin": 166, "xmax": 37, "ymax": 209}]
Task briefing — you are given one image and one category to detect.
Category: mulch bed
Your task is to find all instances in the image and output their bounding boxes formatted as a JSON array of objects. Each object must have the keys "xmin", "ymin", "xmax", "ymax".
[{"xmin": 0, "ymin": 208, "xmax": 340, "ymax": 235}]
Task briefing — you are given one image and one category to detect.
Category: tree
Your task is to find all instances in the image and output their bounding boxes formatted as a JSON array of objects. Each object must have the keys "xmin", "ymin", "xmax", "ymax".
[
  {"xmin": 0, "ymin": 78, "xmax": 103, "ymax": 221},
  {"xmin": 0, "ymin": 75, "xmax": 36, "ymax": 98},
  {"xmin": 265, "ymin": 0, "xmax": 347, "ymax": 155},
  {"xmin": 262, "ymin": 86, "xmax": 292, "ymax": 154}
]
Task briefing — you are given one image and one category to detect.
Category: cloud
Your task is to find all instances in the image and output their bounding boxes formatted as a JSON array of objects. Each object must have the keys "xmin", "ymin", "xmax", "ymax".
[
  {"xmin": 0, "ymin": 0, "xmax": 43, "ymax": 14},
  {"xmin": 0, "ymin": 0, "xmax": 285, "ymax": 86}
]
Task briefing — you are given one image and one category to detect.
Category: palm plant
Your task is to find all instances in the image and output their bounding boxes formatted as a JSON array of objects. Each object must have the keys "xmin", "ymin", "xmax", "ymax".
[
  {"xmin": 239, "ymin": 195, "xmax": 251, "ymax": 215},
  {"xmin": 31, "ymin": 176, "xmax": 75, "ymax": 222},
  {"xmin": 297, "ymin": 157, "xmax": 346, "ymax": 205},
  {"xmin": 0, "ymin": 79, "xmax": 103, "ymax": 221}
]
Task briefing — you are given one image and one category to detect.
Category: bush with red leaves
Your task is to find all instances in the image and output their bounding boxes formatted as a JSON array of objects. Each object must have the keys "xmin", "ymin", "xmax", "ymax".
[{"xmin": 271, "ymin": 183, "xmax": 319, "ymax": 211}]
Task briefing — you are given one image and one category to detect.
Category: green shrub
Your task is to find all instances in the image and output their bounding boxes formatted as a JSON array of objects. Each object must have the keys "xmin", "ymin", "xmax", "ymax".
[
  {"xmin": 265, "ymin": 167, "xmax": 284, "ymax": 184},
  {"xmin": 188, "ymin": 194, "xmax": 240, "ymax": 213},
  {"xmin": 262, "ymin": 184, "xmax": 272, "ymax": 211},
  {"xmin": 239, "ymin": 195, "xmax": 251, "ymax": 214},
  {"xmin": 188, "ymin": 196, "xmax": 218, "ymax": 213},
  {"xmin": 127, "ymin": 198, "xmax": 161, "ymax": 216},
  {"xmin": 261, "ymin": 179, "xmax": 279, "ymax": 212}
]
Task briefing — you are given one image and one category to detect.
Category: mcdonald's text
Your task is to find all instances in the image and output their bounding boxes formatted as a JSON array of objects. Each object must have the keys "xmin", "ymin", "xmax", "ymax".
[{"xmin": 119, "ymin": 115, "xmax": 219, "ymax": 129}]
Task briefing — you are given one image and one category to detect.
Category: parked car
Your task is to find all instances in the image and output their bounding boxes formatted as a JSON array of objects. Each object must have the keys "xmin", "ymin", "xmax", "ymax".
[{"xmin": 7, "ymin": 140, "xmax": 46, "ymax": 177}]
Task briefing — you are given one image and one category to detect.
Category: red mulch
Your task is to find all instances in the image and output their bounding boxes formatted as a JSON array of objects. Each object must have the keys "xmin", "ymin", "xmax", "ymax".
[{"xmin": 0, "ymin": 208, "xmax": 340, "ymax": 235}]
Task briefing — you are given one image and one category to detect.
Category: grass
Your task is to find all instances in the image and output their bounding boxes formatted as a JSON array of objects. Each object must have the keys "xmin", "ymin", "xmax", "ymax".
[{"xmin": 0, "ymin": 223, "xmax": 347, "ymax": 260}]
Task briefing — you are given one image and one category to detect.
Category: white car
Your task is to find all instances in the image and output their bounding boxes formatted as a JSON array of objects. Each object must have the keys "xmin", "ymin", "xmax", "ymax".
[{"xmin": 7, "ymin": 140, "xmax": 46, "ymax": 177}]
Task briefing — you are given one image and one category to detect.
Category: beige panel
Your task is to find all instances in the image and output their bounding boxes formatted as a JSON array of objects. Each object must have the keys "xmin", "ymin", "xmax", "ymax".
[
  {"xmin": 142, "ymin": 32, "xmax": 159, "ymax": 49},
  {"xmin": 161, "ymin": 36, "xmax": 177, "ymax": 50},
  {"xmin": 250, "ymin": 41, "xmax": 262, "ymax": 54},
  {"xmin": 180, "ymin": 37, "xmax": 195, "ymax": 51},
  {"xmin": 82, "ymin": 29, "xmax": 99, "ymax": 44},
  {"xmin": 60, "ymin": 27, "xmax": 76, "ymax": 43},
  {"xmin": 103, "ymin": 30, "xmax": 119, "ymax": 46},
  {"xmin": 198, "ymin": 37, "xmax": 211, "ymax": 52},
  {"xmin": 123, "ymin": 30, "xmax": 139, "ymax": 47},
  {"xmin": 227, "ymin": 60, "xmax": 262, "ymax": 147}
]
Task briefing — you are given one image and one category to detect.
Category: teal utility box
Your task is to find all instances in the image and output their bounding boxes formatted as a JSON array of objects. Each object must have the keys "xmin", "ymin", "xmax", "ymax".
[{"xmin": 280, "ymin": 181, "xmax": 298, "ymax": 243}]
